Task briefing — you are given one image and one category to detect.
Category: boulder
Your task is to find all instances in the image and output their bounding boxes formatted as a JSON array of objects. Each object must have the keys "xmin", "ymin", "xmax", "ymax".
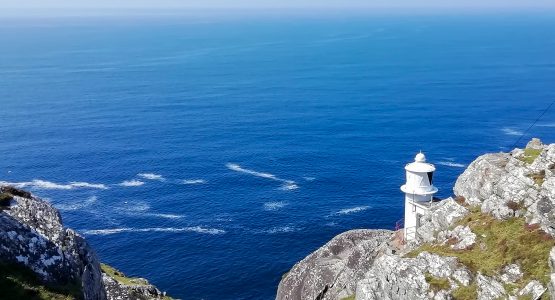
[{"xmin": 276, "ymin": 229, "xmax": 393, "ymax": 300}]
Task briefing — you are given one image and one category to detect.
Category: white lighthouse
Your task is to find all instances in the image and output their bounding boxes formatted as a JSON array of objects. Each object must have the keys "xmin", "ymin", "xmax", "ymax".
[{"xmin": 400, "ymin": 152, "xmax": 438, "ymax": 241}]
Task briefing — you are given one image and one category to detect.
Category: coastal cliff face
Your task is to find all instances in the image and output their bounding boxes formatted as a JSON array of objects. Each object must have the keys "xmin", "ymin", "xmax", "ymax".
[
  {"xmin": 277, "ymin": 139, "xmax": 555, "ymax": 300},
  {"xmin": 0, "ymin": 186, "xmax": 168, "ymax": 300}
]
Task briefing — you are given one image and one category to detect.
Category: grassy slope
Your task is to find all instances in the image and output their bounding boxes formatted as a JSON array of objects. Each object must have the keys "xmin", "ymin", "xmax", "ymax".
[
  {"xmin": 0, "ymin": 261, "xmax": 82, "ymax": 300},
  {"xmin": 409, "ymin": 210, "xmax": 554, "ymax": 299}
]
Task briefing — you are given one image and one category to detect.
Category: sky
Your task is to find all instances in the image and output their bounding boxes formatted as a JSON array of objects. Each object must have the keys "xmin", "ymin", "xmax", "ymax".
[{"xmin": 2, "ymin": 0, "xmax": 555, "ymax": 17}]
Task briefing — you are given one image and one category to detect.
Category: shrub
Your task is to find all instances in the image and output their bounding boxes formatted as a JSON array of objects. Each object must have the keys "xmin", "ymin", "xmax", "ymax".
[
  {"xmin": 425, "ymin": 273, "xmax": 451, "ymax": 292},
  {"xmin": 0, "ymin": 193, "xmax": 13, "ymax": 206}
]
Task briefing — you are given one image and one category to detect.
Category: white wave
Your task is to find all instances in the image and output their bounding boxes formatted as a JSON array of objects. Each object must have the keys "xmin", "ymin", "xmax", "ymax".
[
  {"xmin": 264, "ymin": 226, "xmax": 300, "ymax": 234},
  {"xmin": 69, "ymin": 182, "xmax": 109, "ymax": 189},
  {"xmin": 303, "ymin": 177, "xmax": 316, "ymax": 181},
  {"xmin": 137, "ymin": 173, "xmax": 165, "ymax": 181},
  {"xmin": 56, "ymin": 196, "xmax": 97, "ymax": 211},
  {"xmin": 81, "ymin": 226, "xmax": 225, "ymax": 236},
  {"xmin": 334, "ymin": 206, "xmax": 371, "ymax": 216},
  {"xmin": 0, "ymin": 180, "xmax": 107, "ymax": 190},
  {"xmin": 121, "ymin": 201, "xmax": 151, "ymax": 212},
  {"xmin": 263, "ymin": 201, "xmax": 288, "ymax": 211},
  {"xmin": 182, "ymin": 179, "xmax": 207, "ymax": 185},
  {"xmin": 226, "ymin": 163, "xmax": 299, "ymax": 190},
  {"xmin": 119, "ymin": 180, "xmax": 144, "ymax": 187},
  {"xmin": 280, "ymin": 182, "xmax": 299, "ymax": 191},
  {"xmin": 437, "ymin": 161, "xmax": 466, "ymax": 168},
  {"xmin": 536, "ymin": 123, "xmax": 555, "ymax": 127},
  {"xmin": 226, "ymin": 163, "xmax": 277, "ymax": 179},
  {"xmin": 502, "ymin": 128, "xmax": 523, "ymax": 136},
  {"xmin": 148, "ymin": 213, "xmax": 184, "ymax": 219}
]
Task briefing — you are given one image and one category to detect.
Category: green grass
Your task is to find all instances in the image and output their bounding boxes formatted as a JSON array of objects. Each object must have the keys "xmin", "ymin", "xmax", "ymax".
[
  {"xmin": 340, "ymin": 295, "xmax": 355, "ymax": 300},
  {"xmin": 451, "ymin": 283, "xmax": 477, "ymax": 300},
  {"xmin": 100, "ymin": 264, "xmax": 148, "ymax": 286},
  {"xmin": 425, "ymin": 273, "xmax": 451, "ymax": 292},
  {"xmin": 0, "ymin": 192, "xmax": 13, "ymax": 206},
  {"xmin": 0, "ymin": 261, "xmax": 82, "ymax": 300},
  {"xmin": 519, "ymin": 148, "xmax": 542, "ymax": 164},
  {"xmin": 409, "ymin": 211, "xmax": 554, "ymax": 291}
]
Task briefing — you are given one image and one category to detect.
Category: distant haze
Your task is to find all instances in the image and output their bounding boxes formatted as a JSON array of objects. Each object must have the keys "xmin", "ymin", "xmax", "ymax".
[{"xmin": 2, "ymin": 0, "xmax": 555, "ymax": 17}]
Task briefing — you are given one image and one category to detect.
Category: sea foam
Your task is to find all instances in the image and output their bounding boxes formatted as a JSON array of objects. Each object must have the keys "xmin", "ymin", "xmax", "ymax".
[
  {"xmin": 0, "ymin": 180, "xmax": 108, "ymax": 190},
  {"xmin": 119, "ymin": 180, "xmax": 145, "ymax": 187},
  {"xmin": 81, "ymin": 226, "xmax": 225, "ymax": 236},
  {"xmin": 437, "ymin": 161, "xmax": 466, "ymax": 168},
  {"xmin": 263, "ymin": 201, "xmax": 288, "ymax": 211},
  {"xmin": 226, "ymin": 163, "xmax": 298, "ymax": 191},
  {"xmin": 334, "ymin": 206, "xmax": 371, "ymax": 216},
  {"xmin": 182, "ymin": 179, "xmax": 207, "ymax": 185},
  {"xmin": 56, "ymin": 196, "xmax": 98, "ymax": 211},
  {"xmin": 137, "ymin": 173, "xmax": 165, "ymax": 181},
  {"xmin": 502, "ymin": 128, "xmax": 523, "ymax": 136}
]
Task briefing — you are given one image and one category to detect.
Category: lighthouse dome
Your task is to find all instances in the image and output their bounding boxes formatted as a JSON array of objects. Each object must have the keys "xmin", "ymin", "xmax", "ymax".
[{"xmin": 415, "ymin": 152, "xmax": 426, "ymax": 162}]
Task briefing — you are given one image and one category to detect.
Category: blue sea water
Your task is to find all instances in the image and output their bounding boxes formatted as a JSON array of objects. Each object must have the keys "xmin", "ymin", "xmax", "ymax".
[{"xmin": 1, "ymin": 13, "xmax": 555, "ymax": 299}]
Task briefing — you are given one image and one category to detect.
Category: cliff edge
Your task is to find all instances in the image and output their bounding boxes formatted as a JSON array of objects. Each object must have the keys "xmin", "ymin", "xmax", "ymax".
[
  {"xmin": 0, "ymin": 186, "xmax": 170, "ymax": 300},
  {"xmin": 277, "ymin": 138, "xmax": 555, "ymax": 300}
]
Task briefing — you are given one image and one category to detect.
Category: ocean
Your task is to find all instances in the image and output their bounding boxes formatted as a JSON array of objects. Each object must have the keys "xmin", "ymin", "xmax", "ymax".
[{"xmin": 1, "ymin": 13, "xmax": 555, "ymax": 299}]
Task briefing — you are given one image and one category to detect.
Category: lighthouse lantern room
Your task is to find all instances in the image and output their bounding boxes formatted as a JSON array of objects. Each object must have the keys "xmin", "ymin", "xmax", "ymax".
[{"xmin": 400, "ymin": 152, "xmax": 438, "ymax": 241}]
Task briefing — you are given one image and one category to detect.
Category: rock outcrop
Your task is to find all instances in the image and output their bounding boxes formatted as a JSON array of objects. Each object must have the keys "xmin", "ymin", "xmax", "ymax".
[
  {"xmin": 0, "ymin": 186, "xmax": 169, "ymax": 300},
  {"xmin": 277, "ymin": 139, "xmax": 555, "ymax": 300},
  {"xmin": 276, "ymin": 229, "xmax": 393, "ymax": 300}
]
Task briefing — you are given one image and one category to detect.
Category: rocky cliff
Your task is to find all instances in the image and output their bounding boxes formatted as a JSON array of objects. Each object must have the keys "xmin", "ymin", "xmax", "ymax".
[
  {"xmin": 0, "ymin": 186, "xmax": 169, "ymax": 300},
  {"xmin": 277, "ymin": 138, "xmax": 555, "ymax": 300}
]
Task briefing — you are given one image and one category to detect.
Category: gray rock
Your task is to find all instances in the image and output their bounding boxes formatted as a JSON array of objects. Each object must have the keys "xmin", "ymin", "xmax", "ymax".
[
  {"xmin": 0, "ymin": 186, "xmax": 169, "ymax": 300},
  {"xmin": 355, "ymin": 252, "xmax": 468, "ymax": 300},
  {"xmin": 439, "ymin": 225, "xmax": 476, "ymax": 250},
  {"xmin": 527, "ymin": 138, "xmax": 544, "ymax": 150},
  {"xmin": 476, "ymin": 273, "xmax": 506, "ymax": 300},
  {"xmin": 276, "ymin": 229, "xmax": 393, "ymax": 300},
  {"xmin": 518, "ymin": 280, "xmax": 546, "ymax": 300},
  {"xmin": 0, "ymin": 189, "xmax": 106, "ymax": 300},
  {"xmin": 102, "ymin": 273, "xmax": 166, "ymax": 300},
  {"xmin": 416, "ymin": 198, "xmax": 469, "ymax": 243},
  {"xmin": 499, "ymin": 264, "xmax": 522, "ymax": 284}
]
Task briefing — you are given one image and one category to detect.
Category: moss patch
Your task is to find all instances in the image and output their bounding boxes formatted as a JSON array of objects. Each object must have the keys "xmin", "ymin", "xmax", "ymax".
[
  {"xmin": 451, "ymin": 283, "xmax": 477, "ymax": 300},
  {"xmin": 425, "ymin": 273, "xmax": 451, "ymax": 292},
  {"xmin": 340, "ymin": 295, "xmax": 355, "ymax": 300},
  {"xmin": 0, "ymin": 192, "xmax": 13, "ymax": 206},
  {"xmin": 410, "ymin": 211, "xmax": 554, "ymax": 289},
  {"xmin": 100, "ymin": 264, "xmax": 148, "ymax": 286},
  {"xmin": 527, "ymin": 170, "xmax": 546, "ymax": 186},
  {"xmin": 0, "ymin": 261, "xmax": 82, "ymax": 300},
  {"xmin": 519, "ymin": 148, "xmax": 542, "ymax": 164}
]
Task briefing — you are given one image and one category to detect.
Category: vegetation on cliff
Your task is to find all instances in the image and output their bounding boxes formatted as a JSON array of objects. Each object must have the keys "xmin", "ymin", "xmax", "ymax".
[
  {"xmin": 409, "ymin": 209, "xmax": 554, "ymax": 299},
  {"xmin": 0, "ymin": 261, "xmax": 81, "ymax": 300}
]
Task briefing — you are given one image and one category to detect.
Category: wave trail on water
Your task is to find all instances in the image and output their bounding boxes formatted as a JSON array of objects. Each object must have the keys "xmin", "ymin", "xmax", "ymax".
[
  {"xmin": 137, "ymin": 173, "xmax": 165, "ymax": 181},
  {"xmin": 0, "ymin": 180, "xmax": 108, "ymax": 190},
  {"xmin": 80, "ymin": 226, "xmax": 225, "ymax": 236},
  {"xmin": 332, "ymin": 206, "xmax": 371, "ymax": 216},
  {"xmin": 437, "ymin": 161, "xmax": 466, "ymax": 168},
  {"xmin": 182, "ymin": 179, "xmax": 207, "ymax": 185},
  {"xmin": 263, "ymin": 201, "xmax": 288, "ymax": 211},
  {"xmin": 55, "ymin": 196, "xmax": 98, "ymax": 211},
  {"xmin": 119, "ymin": 180, "xmax": 145, "ymax": 187},
  {"xmin": 502, "ymin": 128, "xmax": 523, "ymax": 136},
  {"xmin": 226, "ymin": 163, "xmax": 299, "ymax": 191}
]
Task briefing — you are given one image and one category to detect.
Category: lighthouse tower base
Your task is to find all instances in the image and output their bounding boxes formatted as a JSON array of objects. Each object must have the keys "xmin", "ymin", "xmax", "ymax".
[{"xmin": 403, "ymin": 195, "xmax": 432, "ymax": 241}]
